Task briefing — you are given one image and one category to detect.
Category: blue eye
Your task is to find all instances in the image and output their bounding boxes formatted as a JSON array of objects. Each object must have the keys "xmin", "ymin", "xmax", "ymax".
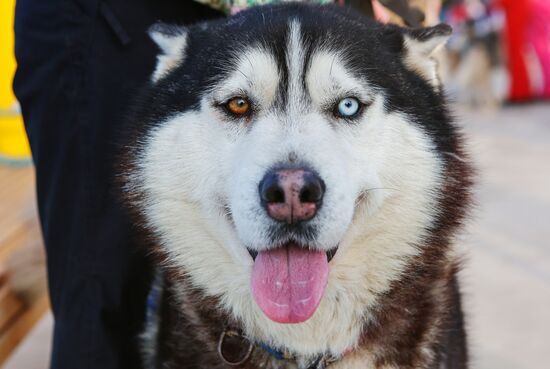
[{"xmin": 336, "ymin": 97, "xmax": 361, "ymax": 118}]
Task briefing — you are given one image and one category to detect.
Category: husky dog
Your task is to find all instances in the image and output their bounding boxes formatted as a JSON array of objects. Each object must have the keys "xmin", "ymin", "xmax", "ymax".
[{"xmin": 121, "ymin": 3, "xmax": 472, "ymax": 369}]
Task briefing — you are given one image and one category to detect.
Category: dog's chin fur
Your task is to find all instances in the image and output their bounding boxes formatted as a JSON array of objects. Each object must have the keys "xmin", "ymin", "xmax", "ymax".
[{"xmin": 121, "ymin": 4, "xmax": 471, "ymax": 369}]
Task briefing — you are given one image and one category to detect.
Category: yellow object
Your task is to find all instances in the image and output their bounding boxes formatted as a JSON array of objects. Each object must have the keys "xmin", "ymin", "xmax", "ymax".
[
  {"xmin": 0, "ymin": 115, "xmax": 30, "ymax": 160},
  {"xmin": 0, "ymin": 0, "xmax": 31, "ymax": 163}
]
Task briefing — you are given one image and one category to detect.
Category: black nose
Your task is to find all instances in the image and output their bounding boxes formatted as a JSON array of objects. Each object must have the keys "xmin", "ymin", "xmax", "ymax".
[{"xmin": 259, "ymin": 168, "xmax": 325, "ymax": 223}]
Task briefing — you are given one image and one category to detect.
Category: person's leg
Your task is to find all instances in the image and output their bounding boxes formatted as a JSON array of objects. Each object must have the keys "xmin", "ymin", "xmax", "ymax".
[{"xmin": 13, "ymin": 1, "xmax": 221, "ymax": 368}]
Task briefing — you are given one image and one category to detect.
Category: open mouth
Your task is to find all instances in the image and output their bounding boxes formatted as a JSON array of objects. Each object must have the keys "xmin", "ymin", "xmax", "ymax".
[
  {"xmin": 249, "ymin": 242, "xmax": 337, "ymax": 324},
  {"xmin": 247, "ymin": 245, "xmax": 338, "ymax": 262}
]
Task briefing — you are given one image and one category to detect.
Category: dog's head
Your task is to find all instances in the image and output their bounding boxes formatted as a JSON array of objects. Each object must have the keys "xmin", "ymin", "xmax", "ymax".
[{"xmin": 124, "ymin": 4, "xmax": 466, "ymax": 355}]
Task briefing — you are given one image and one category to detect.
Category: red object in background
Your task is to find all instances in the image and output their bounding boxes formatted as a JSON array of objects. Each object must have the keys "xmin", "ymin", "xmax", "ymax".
[
  {"xmin": 528, "ymin": 0, "xmax": 550, "ymax": 98},
  {"xmin": 497, "ymin": 0, "xmax": 531, "ymax": 101},
  {"xmin": 497, "ymin": 0, "xmax": 550, "ymax": 101}
]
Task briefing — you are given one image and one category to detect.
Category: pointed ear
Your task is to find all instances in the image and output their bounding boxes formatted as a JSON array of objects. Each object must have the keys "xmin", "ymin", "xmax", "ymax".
[
  {"xmin": 402, "ymin": 24, "xmax": 452, "ymax": 88},
  {"xmin": 148, "ymin": 23, "xmax": 188, "ymax": 82}
]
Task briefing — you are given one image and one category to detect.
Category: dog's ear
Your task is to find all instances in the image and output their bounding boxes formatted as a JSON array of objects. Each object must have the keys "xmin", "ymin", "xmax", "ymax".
[
  {"xmin": 400, "ymin": 24, "xmax": 452, "ymax": 88},
  {"xmin": 148, "ymin": 23, "xmax": 188, "ymax": 82}
]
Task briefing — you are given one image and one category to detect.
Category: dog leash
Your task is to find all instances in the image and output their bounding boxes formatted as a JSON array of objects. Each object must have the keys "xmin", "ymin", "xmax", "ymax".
[{"xmin": 217, "ymin": 326, "xmax": 341, "ymax": 369}]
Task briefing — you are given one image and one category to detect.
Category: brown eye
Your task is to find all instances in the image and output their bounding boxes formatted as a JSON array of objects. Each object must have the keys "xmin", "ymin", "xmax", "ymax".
[{"xmin": 226, "ymin": 97, "xmax": 251, "ymax": 116}]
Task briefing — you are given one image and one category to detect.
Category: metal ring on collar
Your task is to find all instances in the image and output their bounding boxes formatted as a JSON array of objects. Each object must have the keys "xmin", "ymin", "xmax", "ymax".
[{"xmin": 217, "ymin": 328, "xmax": 254, "ymax": 366}]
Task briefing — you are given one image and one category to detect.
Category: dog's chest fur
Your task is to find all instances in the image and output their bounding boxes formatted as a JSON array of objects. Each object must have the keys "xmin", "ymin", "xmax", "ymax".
[{"xmin": 146, "ymin": 259, "xmax": 467, "ymax": 369}]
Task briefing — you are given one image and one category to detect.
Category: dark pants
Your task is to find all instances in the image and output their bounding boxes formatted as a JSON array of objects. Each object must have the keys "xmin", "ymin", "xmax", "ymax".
[{"xmin": 13, "ymin": 1, "xmax": 221, "ymax": 368}]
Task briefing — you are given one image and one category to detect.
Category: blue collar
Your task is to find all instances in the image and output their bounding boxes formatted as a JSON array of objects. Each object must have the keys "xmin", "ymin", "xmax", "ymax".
[
  {"xmin": 258, "ymin": 342, "xmax": 293, "ymax": 361},
  {"xmin": 218, "ymin": 327, "xmax": 340, "ymax": 369}
]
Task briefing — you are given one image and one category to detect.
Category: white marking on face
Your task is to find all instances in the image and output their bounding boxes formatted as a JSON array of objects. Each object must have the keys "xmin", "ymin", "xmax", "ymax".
[
  {"xmin": 307, "ymin": 50, "xmax": 371, "ymax": 106},
  {"xmin": 135, "ymin": 20, "xmax": 444, "ymax": 357},
  {"xmin": 212, "ymin": 47, "xmax": 280, "ymax": 110},
  {"xmin": 286, "ymin": 19, "xmax": 307, "ymax": 114}
]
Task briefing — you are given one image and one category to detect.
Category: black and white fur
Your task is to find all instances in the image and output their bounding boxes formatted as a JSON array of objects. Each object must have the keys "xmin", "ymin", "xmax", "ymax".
[{"xmin": 121, "ymin": 4, "xmax": 472, "ymax": 369}]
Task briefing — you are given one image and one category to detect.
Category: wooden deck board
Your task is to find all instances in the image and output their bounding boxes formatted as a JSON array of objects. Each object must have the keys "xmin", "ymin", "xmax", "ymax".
[{"xmin": 0, "ymin": 165, "xmax": 48, "ymax": 365}]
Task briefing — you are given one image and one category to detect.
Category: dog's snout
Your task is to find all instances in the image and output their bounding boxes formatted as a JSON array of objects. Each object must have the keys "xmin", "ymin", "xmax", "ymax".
[{"xmin": 259, "ymin": 169, "xmax": 325, "ymax": 223}]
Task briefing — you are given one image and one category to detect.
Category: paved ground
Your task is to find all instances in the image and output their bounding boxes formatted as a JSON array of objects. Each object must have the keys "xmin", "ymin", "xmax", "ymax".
[
  {"xmin": 458, "ymin": 103, "xmax": 550, "ymax": 369},
  {"xmin": 3, "ymin": 103, "xmax": 550, "ymax": 369}
]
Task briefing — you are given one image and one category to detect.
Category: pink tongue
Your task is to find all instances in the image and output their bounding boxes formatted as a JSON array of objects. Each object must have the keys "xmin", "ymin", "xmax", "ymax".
[{"xmin": 251, "ymin": 244, "xmax": 329, "ymax": 324}]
